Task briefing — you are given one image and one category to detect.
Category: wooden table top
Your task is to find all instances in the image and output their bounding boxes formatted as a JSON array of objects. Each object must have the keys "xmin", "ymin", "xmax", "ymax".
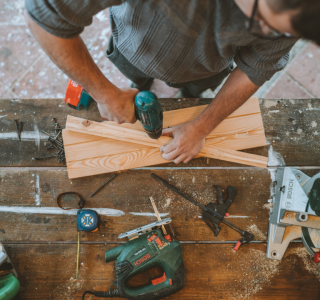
[{"xmin": 0, "ymin": 98, "xmax": 320, "ymax": 300}]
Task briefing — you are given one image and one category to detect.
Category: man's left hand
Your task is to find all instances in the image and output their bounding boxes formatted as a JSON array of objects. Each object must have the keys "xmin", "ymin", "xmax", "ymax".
[{"xmin": 160, "ymin": 122, "xmax": 205, "ymax": 164}]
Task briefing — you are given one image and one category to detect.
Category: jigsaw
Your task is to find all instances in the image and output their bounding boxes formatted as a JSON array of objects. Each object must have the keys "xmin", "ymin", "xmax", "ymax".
[
  {"xmin": 82, "ymin": 217, "xmax": 185, "ymax": 299},
  {"xmin": 267, "ymin": 167, "xmax": 320, "ymax": 262},
  {"xmin": 0, "ymin": 243, "xmax": 20, "ymax": 300}
]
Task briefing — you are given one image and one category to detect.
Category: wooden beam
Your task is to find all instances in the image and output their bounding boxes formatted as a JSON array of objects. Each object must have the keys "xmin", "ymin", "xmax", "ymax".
[
  {"xmin": 65, "ymin": 116, "xmax": 268, "ymax": 168},
  {"xmin": 109, "ymin": 96, "xmax": 262, "ymax": 134},
  {"xmin": 62, "ymin": 129, "xmax": 265, "ymax": 162}
]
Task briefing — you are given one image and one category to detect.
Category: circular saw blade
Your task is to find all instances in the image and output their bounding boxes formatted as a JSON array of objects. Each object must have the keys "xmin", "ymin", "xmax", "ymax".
[{"xmin": 301, "ymin": 172, "xmax": 320, "ymax": 254}]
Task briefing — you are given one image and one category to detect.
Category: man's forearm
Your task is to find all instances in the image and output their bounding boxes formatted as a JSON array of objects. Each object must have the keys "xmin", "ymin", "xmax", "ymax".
[
  {"xmin": 192, "ymin": 66, "xmax": 259, "ymax": 137},
  {"xmin": 25, "ymin": 12, "xmax": 117, "ymax": 103}
]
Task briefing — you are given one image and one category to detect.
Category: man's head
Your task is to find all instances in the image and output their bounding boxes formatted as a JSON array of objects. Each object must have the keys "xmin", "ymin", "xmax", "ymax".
[{"xmin": 235, "ymin": 0, "xmax": 320, "ymax": 44}]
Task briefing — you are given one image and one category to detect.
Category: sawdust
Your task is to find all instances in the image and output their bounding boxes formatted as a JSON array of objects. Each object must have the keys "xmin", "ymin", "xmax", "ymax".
[
  {"xmin": 228, "ymin": 249, "xmax": 280, "ymax": 299},
  {"xmin": 59, "ymin": 279, "xmax": 84, "ymax": 299},
  {"xmin": 264, "ymin": 99, "xmax": 277, "ymax": 108},
  {"xmin": 288, "ymin": 247, "xmax": 320, "ymax": 280},
  {"xmin": 246, "ymin": 224, "xmax": 267, "ymax": 240},
  {"xmin": 164, "ymin": 198, "xmax": 171, "ymax": 208},
  {"xmin": 263, "ymin": 203, "xmax": 273, "ymax": 210}
]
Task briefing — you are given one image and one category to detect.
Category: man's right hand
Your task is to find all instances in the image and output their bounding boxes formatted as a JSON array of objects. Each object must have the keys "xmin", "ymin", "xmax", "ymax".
[
  {"xmin": 96, "ymin": 87, "xmax": 140, "ymax": 124},
  {"xmin": 25, "ymin": 12, "xmax": 140, "ymax": 125}
]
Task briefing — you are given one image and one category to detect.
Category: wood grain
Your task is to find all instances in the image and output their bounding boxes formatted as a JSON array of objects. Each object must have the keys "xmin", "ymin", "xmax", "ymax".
[
  {"xmin": 65, "ymin": 116, "xmax": 268, "ymax": 174},
  {"xmin": 4, "ymin": 243, "xmax": 319, "ymax": 300},
  {"xmin": 0, "ymin": 168, "xmax": 280, "ymax": 242},
  {"xmin": 107, "ymin": 96, "xmax": 262, "ymax": 135}
]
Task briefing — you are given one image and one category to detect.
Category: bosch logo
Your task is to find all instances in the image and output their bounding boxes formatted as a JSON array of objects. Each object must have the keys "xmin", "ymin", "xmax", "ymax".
[
  {"xmin": 287, "ymin": 179, "xmax": 294, "ymax": 199},
  {"xmin": 134, "ymin": 253, "xmax": 151, "ymax": 266}
]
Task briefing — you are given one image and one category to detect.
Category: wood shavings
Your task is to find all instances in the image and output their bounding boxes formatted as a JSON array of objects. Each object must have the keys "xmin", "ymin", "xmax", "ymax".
[
  {"xmin": 246, "ymin": 224, "xmax": 267, "ymax": 240},
  {"xmin": 288, "ymin": 247, "xmax": 320, "ymax": 280},
  {"xmin": 228, "ymin": 249, "xmax": 280, "ymax": 299}
]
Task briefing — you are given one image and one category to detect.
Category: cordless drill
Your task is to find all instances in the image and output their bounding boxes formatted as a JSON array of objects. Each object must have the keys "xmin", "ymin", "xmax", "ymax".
[
  {"xmin": 64, "ymin": 80, "xmax": 163, "ymax": 139},
  {"xmin": 81, "ymin": 218, "xmax": 185, "ymax": 300}
]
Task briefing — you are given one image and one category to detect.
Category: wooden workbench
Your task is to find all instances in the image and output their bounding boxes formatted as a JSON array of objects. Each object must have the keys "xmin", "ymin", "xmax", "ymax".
[{"xmin": 1, "ymin": 98, "xmax": 320, "ymax": 299}]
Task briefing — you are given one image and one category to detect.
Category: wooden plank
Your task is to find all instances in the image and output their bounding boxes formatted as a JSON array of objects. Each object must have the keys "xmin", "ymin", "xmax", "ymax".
[
  {"xmin": 0, "ymin": 168, "xmax": 282, "ymax": 242},
  {"xmin": 65, "ymin": 140, "xmax": 267, "ymax": 179},
  {"xmin": 106, "ymin": 96, "xmax": 262, "ymax": 133},
  {"xmin": 64, "ymin": 97, "xmax": 264, "ymax": 146},
  {"xmin": 65, "ymin": 116, "xmax": 268, "ymax": 176},
  {"xmin": 4, "ymin": 243, "xmax": 320, "ymax": 299},
  {"xmin": 65, "ymin": 115, "xmax": 264, "ymax": 148},
  {"xmin": 63, "ymin": 129, "xmax": 266, "ymax": 161},
  {"xmin": 63, "ymin": 97, "xmax": 266, "ymax": 177}
]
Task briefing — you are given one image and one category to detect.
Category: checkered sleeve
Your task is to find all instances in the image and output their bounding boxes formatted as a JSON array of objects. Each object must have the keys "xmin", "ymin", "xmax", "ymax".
[
  {"xmin": 234, "ymin": 37, "xmax": 297, "ymax": 86},
  {"xmin": 25, "ymin": 0, "xmax": 125, "ymax": 38}
]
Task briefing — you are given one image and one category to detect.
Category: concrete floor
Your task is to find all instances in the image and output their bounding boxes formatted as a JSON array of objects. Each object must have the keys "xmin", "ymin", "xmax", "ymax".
[{"xmin": 1, "ymin": 1, "xmax": 319, "ymax": 100}]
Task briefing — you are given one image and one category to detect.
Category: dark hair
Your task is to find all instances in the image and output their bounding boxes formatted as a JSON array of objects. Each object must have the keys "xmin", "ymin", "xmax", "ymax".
[{"xmin": 272, "ymin": 0, "xmax": 320, "ymax": 45}]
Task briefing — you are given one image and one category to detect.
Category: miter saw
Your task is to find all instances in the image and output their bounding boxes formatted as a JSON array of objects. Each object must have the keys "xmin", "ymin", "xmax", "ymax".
[
  {"xmin": 267, "ymin": 167, "xmax": 320, "ymax": 262},
  {"xmin": 0, "ymin": 243, "xmax": 20, "ymax": 299}
]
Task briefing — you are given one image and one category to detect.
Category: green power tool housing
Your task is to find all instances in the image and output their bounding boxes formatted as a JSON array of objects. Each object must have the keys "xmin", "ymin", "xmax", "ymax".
[
  {"xmin": 82, "ymin": 219, "xmax": 185, "ymax": 300},
  {"xmin": 134, "ymin": 91, "xmax": 163, "ymax": 139}
]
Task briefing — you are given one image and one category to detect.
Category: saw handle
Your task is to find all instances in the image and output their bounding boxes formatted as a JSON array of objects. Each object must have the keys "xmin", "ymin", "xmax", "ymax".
[
  {"xmin": 122, "ymin": 258, "xmax": 185, "ymax": 300},
  {"xmin": 105, "ymin": 244, "xmax": 126, "ymax": 263}
]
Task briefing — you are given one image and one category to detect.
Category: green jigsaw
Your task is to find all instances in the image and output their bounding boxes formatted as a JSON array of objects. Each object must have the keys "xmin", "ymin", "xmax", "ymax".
[
  {"xmin": 0, "ymin": 243, "xmax": 20, "ymax": 300},
  {"xmin": 82, "ymin": 218, "xmax": 185, "ymax": 300}
]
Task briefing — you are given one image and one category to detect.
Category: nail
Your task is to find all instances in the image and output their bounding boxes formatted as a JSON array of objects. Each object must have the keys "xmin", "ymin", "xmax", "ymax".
[
  {"xmin": 19, "ymin": 122, "xmax": 23, "ymax": 140},
  {"xmin": 32, "ymin": 155, "xmax": 59, "ymax": 160},
  {"xmin": 14, "ymin": 119, "xmax": 20, "ymax": 140}
]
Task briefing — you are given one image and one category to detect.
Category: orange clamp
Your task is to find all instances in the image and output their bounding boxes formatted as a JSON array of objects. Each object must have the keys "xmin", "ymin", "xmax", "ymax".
[{"xmin": 233, "ymin": 241, "xmax": 241, "ymax": 251}]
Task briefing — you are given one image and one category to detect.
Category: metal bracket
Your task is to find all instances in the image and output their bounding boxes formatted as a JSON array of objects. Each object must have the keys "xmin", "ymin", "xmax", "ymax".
[{"xmin": 118, "ymin": 218, "xmax": 172, "ymax": 240}]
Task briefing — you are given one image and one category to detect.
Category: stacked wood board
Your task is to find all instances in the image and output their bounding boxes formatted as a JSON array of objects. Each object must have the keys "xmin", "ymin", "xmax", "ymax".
[{"xmin": 63, "ymin": 97, "xmax": 267, "ymax": 179}]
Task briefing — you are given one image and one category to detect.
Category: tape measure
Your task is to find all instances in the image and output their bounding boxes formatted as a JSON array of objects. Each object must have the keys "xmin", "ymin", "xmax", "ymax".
[
  {"xmin": 77, "ymin": 209, "xmax": 98, "ymax": 232},
  {"xmin": 56, "ymin": 191, "xmax": 99, "ymax": 232},
  {"xmin": 56, "ymin": 192, "xmax": 99, "ymax": 279}
]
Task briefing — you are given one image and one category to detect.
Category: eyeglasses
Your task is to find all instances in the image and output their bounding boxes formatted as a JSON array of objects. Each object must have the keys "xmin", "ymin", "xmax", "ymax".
[{"xmin": 245, "ymin": 0, "xmax": 285, "ymax": 39}]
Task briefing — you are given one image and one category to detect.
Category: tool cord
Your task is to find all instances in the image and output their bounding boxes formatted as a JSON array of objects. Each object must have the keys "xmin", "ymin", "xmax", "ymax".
[{"xmin": 56, "ymin": 192, "xmax": 85, "ymax": 210}]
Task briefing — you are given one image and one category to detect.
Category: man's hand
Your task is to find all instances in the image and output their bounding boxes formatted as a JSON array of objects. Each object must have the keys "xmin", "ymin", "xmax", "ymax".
[
  {"xmin": 25, "ymin": 12, "xmax": 139, "ymax": 124},
  {"xmin": 159, "ymin": 67, "xmax": 259, "ymax": 165},
  {"xmin": 160, "ymin": 122, "xmax": 205, "ymax": 164},
  {"xmin": 97, "ymin": 87, "xmax": 139, "ymax": 123}
]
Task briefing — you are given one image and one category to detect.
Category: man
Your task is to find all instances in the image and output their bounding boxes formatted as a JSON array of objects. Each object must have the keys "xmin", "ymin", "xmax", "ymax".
[{"xmin": 24, "ymin": 0, "xmax": 319, "ymax": 164}]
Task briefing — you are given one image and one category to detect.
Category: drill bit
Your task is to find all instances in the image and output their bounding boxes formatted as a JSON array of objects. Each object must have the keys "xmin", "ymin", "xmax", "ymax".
[
  {"xmin": 149, "ymin": 196, "xmax": 167, "ymax": 235},
  {"xmin": 90, "ymin": 174, "xmax": 116, "ymax": 197}
]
